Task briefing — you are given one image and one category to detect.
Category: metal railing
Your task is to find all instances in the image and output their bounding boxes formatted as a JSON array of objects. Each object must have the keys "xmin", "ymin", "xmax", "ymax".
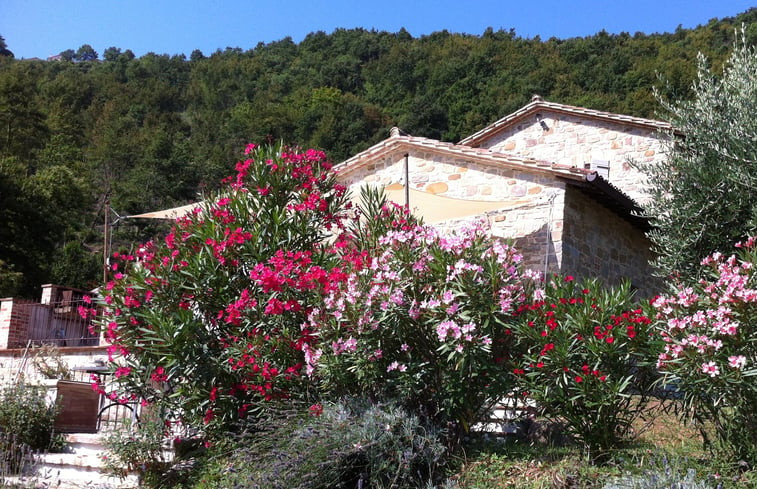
[{"xmin": 21, "ymin": 298, "xmax": 100, "ymax": 347}]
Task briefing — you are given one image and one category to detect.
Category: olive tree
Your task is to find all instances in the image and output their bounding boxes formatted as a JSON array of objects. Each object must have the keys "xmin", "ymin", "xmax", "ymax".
[{"xmin": 639, "ymin": 27, "xmax": 757, "ymax": 282}]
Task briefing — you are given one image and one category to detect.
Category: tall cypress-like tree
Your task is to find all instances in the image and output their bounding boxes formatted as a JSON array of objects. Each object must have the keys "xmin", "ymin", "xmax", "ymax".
[{"xmin": 639, "ymin": 28, "xmax": 757, "ymax": 283}]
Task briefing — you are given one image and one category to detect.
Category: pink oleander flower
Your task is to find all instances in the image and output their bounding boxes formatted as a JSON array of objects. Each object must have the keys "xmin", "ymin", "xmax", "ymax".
[
  {"xmin": 302, "ymin": 344, "xmax": 322, "ymax": 376},
  {"xmin": 387, "ymin": 361, "xmax": 407, "ymax": 372},
  {"xmin": 331, "ymin": 336, "xmax": 357, "ymax": 355},
  {"xmin": 701, "ymin": 361, "xmax": 720, "ymax": 377},
  {"xmin": 114, "ymin": 366, "xmax": 132, "ymax": 378},
  {"xmin": 728, "ymin": 355, "xmax": 746, "ymax": 369},
  {"xmin": 436, "ymin": 320, "xmax": 457, "ymax": 341}
]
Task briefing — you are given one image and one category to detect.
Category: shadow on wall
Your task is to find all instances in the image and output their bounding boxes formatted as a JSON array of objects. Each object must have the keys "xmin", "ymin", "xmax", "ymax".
[
  {"xmin": 561, "ymin": 187, "xmax": 660, "ymax": 298},
  {"xmin": 512, "ymin": 222, "xmax": 560, "ymax": 279}
]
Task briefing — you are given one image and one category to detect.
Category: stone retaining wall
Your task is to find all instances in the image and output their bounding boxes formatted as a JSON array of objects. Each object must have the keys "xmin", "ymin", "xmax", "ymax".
[{"xmin": 0, "ymin": 346, "xmax": 108, "ymax": 385}]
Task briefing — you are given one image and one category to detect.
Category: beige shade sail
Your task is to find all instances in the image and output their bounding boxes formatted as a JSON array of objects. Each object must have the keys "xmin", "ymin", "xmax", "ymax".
[
  {"xmin": 127, "ymin": 202, "xmax": 200, "ymax": 220},
  {"xmin": 127, "ymin": 186, "xmax": 517, "ymax": 223},
  {"xmin": 381, "ymin": 185, "xmax": 514, "ymax": 223}
]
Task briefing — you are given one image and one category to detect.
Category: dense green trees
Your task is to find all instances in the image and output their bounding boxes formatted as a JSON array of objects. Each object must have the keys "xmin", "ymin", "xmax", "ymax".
[{"xmin": 0, "ymin": 9, "xmax": 754, "ymax": 296}]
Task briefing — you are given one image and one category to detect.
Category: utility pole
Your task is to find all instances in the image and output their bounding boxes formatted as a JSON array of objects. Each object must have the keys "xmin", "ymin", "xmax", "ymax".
[{"xmin": 103, "ymin": 199, "xmax": 109, "ymax": 283}]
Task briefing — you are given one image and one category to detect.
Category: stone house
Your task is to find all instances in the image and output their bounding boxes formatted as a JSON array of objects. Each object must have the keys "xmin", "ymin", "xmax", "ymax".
[{"xmin": 336, "ymin": 96, "xmax": 672, "ymax": 297}]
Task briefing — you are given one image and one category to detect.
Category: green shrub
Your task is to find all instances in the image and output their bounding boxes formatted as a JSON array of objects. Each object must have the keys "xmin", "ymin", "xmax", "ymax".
[
  {"xmin": 0, "ymin": 383, "xmax": 64, "ymax": 476},
  {"xmin": 653, "ymin": 237, "xmax": 757, "ymax": 465},
  {"xmin": 314, "ymin": 188, "xmax": 527, "ymax": 440},
  {"xmin": 195, "ymin": 401, "xmax": 449, "ymax": 489},
  {"xmin": 0, "ymin": 383, "xmax": 64, "ymax": 451},
  {"xmin": 102, "ymin": 417, "xmax": 170, "ymax": 486},
  {"xmin": 602, "ymin": 457, "xmax": 715, "ymax": 489},
  {"xmin": 87, "ymin": 142, "xmax": 350, "ymax": 436},
  {"xmin": 510, "ymin": 276, "xmax": 661, "ymax": 460}
]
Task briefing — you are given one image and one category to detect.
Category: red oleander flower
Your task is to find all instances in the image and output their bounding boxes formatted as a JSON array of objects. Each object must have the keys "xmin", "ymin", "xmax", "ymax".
[{"xmin": 309, "ymin": 403, "xmax": 323, "ymax": 416}]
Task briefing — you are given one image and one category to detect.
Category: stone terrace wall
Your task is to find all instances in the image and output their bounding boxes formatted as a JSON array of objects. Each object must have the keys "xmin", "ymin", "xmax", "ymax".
[
  {"xmin": 561, "ymin": 187, "xmax": 659, "ymax": 298},
  {"xmin": 478, "ymin": 111, "xmax": 668, "ymax": 204},
  {"xmin": 0, "ymin": 346, "xmax": 108, "ymax": 385},
  {"xmin": 338, "ymin": 148, "xmax": 567, "ymax": 272}
]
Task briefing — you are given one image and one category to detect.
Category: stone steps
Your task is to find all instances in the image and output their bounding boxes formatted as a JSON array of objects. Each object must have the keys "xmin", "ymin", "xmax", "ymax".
[{"xmin": 7, "ymin": 433, "xmax": 139, "ymax": 489}]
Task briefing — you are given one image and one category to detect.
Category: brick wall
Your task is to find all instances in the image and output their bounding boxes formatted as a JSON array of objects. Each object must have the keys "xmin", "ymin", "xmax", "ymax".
[
  {"xmin": 478, "ymin": 110, "xmax": 668, "ymax": 204},
  {"xmin": 0, "ymin": 298, "xmax": 33, "ymax": 349}
]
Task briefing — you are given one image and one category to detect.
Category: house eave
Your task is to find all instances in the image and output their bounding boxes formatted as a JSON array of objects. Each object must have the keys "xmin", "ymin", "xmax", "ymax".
[
  {"xmin": 335, "ymin": 134, "xmax": 592, "ymax": 183},
  {"xmin": 562, "ymin": 173, "xmax": 650, "ymax": 231}
]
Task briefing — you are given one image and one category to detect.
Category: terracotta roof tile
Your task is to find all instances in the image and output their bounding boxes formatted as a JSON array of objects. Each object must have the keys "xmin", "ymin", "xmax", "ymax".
[{"xmin": 335, "ymin": 132, "xmax": 593, "ymax": 182}]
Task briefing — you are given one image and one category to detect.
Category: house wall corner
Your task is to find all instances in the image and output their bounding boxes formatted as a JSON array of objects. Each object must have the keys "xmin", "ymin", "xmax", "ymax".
[{"xmin": 561, "ymin": 187, "xmax": 658, "ymax": 297}]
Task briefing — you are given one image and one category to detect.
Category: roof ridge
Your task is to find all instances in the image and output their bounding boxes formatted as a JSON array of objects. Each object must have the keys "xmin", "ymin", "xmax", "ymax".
[
  {"xmin": 335, "ymin": 133, "xmax": 593, "ymax": 181},
  {"xmin": 458, "ymin": 97, "xmax": 672, "ymax": 146}
]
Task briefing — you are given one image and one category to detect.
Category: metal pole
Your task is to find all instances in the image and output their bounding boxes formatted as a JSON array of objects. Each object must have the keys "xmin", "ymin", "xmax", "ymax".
[
  {"xmin": 103, "ymin": 199, "xmax": 109, "ymax": 283},
  {"xmin": 404, "ymin": 153, "xmax": 410, "ymax": 210}
]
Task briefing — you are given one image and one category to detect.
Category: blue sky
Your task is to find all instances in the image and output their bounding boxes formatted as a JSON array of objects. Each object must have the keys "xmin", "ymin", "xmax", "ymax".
[{"xmin": 1, "ymin": 0, "xmax": 754, "ymax": 59}]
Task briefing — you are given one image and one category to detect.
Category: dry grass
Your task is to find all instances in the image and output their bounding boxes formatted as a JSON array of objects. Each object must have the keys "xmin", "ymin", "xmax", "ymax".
[
  {"xmin": 453, "ymin": 401, "xmax": 752, "ymax": 489},
  {"xmin": 633, "ymin": 401, "xmax": 706, "ymax": 458}
]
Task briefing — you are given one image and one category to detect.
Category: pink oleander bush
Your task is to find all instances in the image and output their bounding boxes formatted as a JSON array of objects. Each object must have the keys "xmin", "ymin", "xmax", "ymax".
[
  {"xmin": 510, "ymin": 276, "xmax": 660, "ymax": 459},
  {"xmin": 653, "ymin": 237, "xmax": 757, "ymax": 464},
  {"xmin": 311, "ymin": 189, "xmax": 531, "ymax": 437},
  {"xmin": 84, "ymin": 141, "xmax": 751, "ymax": 468},
  {"xmin": 82, "ymin": 142, "xmax": 352, "ymax": 433}
]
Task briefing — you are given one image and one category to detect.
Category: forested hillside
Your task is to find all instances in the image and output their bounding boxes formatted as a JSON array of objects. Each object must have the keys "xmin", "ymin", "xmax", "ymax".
[{"xmin": 0, "ymin": 9, "xmax": 754, "ymax": 297}]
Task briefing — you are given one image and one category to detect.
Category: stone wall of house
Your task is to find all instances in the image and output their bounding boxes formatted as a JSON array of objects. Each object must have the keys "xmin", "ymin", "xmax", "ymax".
[
  {"xmin": 340, "ymin": 149, "xmax": 565, "ymax": 203},
  {"xmin": 338, "ymin": 148, "xmax": 567, "ymax": 272},
  {"xmin": 434, "ymin": 208, "xmax": 562, "ymax": 275},
  {"xmin": 478, "ymin": 111, "xmax": 668, "ymax": 204},
  {"xmin": 562, "ymin": 187, "xmax": 659, "ymax": 298}
]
